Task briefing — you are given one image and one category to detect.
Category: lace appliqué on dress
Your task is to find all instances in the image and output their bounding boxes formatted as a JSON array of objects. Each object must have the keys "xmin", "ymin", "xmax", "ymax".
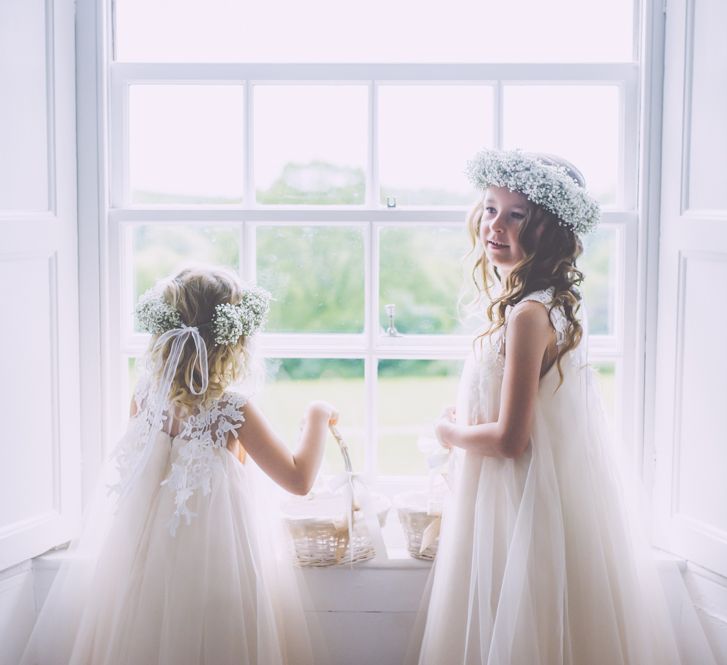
[
  {"xmin": 501, "ymin": 287, "xmax": 571, "ymax": 350},
  {"xmin": 109, "ymin": 379, "xmax": 247, "ymax": 536},
  {"xmin": 162, "ymin": 391, "xmax": 248, "ymax": 536},
  {"xmin": 109, "ymin": 371, "xmax": 166, "ymax": 497}
]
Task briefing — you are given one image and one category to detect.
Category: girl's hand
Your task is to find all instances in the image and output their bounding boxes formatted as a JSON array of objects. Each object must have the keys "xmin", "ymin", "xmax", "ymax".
[
  {"xmin": 434, "ymin": 418, "xmax": 454, "ymax": 449},
  {"xmin": 435, "ymin": 406, "xmax": 457, "ymax": 449},
  {"xmin": 305, "ymin": 400, "xmax": 339, "ymax": 426}
]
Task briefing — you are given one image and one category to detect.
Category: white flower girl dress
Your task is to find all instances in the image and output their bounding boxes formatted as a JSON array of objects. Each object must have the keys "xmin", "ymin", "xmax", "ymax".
[
  {"xmin": 21, "ymin": 369, "xmax": 317, "ymax": 665},
  {"xmin": 410, "ymin": 288, "xmax": 716, "ymax": 665}
]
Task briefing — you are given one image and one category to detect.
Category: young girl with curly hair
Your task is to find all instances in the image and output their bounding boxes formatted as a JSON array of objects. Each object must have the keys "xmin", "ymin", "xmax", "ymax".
[
  {"xmin": 22, "ymin": 266, "xmax": 334, "ymax": 665},
  {"xmin": 409, "ymin": 151, "xmax": 716, "ymax": 665}
]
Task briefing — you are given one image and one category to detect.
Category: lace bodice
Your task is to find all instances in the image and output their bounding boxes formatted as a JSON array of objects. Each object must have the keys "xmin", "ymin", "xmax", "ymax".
[
  {"xmin": 500, "ymin": 287, "xmax": 570, "ymax": 352},
  {"xmin": 460, "ymin": 288, "xmax": 581, "ymax": 427},
  {"xmin": 111, "ymin": 376, "xmax": 248, "ymax": 536},
  {"xmin": 477, "ymin": 287, "xmax": 570, "ymax": 361}
]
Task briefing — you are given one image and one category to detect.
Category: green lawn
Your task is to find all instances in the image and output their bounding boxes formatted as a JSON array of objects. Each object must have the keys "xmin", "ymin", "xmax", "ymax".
[
  {"xmin": 258, "ymin": 367, "xmax": 615, "ymax": 476},
  {"xmin": 128, "ymin": 363, "xmax": 616, "ymax": 476}
]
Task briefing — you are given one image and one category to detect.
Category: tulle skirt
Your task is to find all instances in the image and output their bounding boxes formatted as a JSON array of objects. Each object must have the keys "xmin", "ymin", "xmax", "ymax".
[
  {"xmin": 409, "ymin": 360, "xmax": 716, "ymax": 665},
  {"xmin": 21, "ymin": 431, "xmax": 319, "ymax": 665}
]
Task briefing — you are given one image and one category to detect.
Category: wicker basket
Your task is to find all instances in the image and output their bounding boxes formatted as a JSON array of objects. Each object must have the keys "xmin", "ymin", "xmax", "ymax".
[
  {"xmin": 394, "ymin": 491, "xmax": 443, "ymax": 561},
  {"xmin": 283, "ymin": 492, "xmax": 390, "ymax": 566},
  {"xmin": 282, "ymin": 425, "xmax": 390, "ymax": 567}
]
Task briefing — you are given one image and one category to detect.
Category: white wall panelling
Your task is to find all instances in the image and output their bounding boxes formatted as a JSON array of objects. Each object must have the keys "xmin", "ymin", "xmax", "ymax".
[
  {"xmin": 681, "ymin": 0, "xmax": 727, "ymax": 214},
  {"xmin": 0, "ymin": 0, "xmax": 80, "ymax": 578},
  {"xmin": 669, "ymin": 251, "xmax": 727, "ymax": 572},
  {"xmin": 0, "ymin": 0, "xmax": 52, "ymax": 214},
  {"xmin": 653, "ymin": 0, "xmax": 727, "ymax": 655},
  {"xmin": 0, "ymin": 254, "xmax": 59, "ymax": 567},
  {"xmin": 684, "ymin": 564, "xmax": 727, "ymax": 664}
]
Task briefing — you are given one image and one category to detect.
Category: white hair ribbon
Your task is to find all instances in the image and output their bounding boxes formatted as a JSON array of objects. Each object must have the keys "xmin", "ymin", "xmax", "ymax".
[
  {"xmin": 117, "ymin": 325, "xmax": 209, "ymax": 502},
  {"xmin": 154, "ymin": 324, "xmax": 209, "ymax": 396}
]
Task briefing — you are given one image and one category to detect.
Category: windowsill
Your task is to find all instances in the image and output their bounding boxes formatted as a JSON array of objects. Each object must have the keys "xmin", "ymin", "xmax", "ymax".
[
  {"xmin": 351, "ymin": 548, "xmax": 432, "ymax": 570},
  {"xmin": 33, "ymin": 547, "xmax": 690, "ymax": 618},
  {"xmin": 32, "ymin": 540, "xmax": 433, "ymax": 615},
  {"xmin": 35, "ymin": 545, "xmax": 687, "ymax": 573},
  {"xmin": 33, "ymin": 542, "xmax": 687, "ymax": 573},
  {"xmin": 33, "ymin": 542, "xmax": 432, "ymax": 571}
]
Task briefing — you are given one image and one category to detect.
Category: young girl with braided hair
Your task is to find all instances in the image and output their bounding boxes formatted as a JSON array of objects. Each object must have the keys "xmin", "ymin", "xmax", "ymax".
[
  {"xmin": 23, "ymin": 266, "xmax": 334, "ymax": 665},
  {"xmin": 409, "ymin": 150, "xmax": 716, "ymax": 665}
]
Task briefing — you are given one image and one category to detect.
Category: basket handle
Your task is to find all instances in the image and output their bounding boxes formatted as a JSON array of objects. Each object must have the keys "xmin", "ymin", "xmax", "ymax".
[{"xmin": 329, "ymin": 424, "xmax": 353, "ymax": 473}]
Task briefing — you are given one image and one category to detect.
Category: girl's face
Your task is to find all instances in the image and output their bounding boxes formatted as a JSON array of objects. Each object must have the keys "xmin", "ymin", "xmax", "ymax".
[{"xmin": 480, "ymin": 186, "xmax": 532, "ymax": 276}]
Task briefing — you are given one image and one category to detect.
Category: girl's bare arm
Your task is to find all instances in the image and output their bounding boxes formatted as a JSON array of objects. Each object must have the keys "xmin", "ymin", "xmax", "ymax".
[
  {"xmin": 235, "ymin": 400, "xmax": 337, "ymax": 494},
  {"xmin": 435, "ymin": 301, "xmax": 555, "ymax": 458}
]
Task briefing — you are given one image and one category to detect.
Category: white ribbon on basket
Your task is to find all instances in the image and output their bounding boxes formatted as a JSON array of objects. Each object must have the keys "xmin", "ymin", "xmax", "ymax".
[
  {"xmin": 328, "ymin": 424, "xmax": 388, "ymax": 565},
  {"xmin": 328, "ymin": 471, "xmax": 388, "ymax": 564},
  {"xmin": 417, "ymin": 436, "xmax": 453, "ymax": 555}
]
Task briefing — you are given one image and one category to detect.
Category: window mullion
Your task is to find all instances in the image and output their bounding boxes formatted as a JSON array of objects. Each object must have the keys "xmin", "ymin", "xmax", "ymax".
[
  {"xmin": 365, "ymin": 354, "xmax": 378, "ymax": 480},
  {"xmin": 242, "ymin": 220, "xmax": 254, "ymax": 283},
  {"xmin": 622, "ymin": 77, "xmax": 640, "ymax": 210},
  {"xmin": 494, "ymin": 79, "xmax": 504, "ymax": 149},
  {"xmin": 367, "ymin": 80, "xmax": 378, "ymax": 208},
  {"xmin": 109, "ymin": 73, "xmax": 126, "ymax": 208},
  {"xmin": 367, "ymin": 216, "xmax": 380, "ymax": 480},
  {"xmin": 110, "ymin": 62, "xmax": 639, "ymax": 83},
  {"xmin": 244, "ymin": 79, "xmax": 254, "ymax": 206}
]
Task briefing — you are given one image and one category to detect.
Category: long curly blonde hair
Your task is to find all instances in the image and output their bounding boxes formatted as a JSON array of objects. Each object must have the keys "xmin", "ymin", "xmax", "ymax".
[
  {"xmin": 147, "ymin": 267, "xmax": 252, "ymax": 413},
  {"xmin": 467, "ymin": 159, "xmax": 586, "ymax": 383}
]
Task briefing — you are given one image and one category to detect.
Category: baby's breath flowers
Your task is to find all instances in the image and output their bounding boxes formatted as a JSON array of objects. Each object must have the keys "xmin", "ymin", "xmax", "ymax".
[
  {"xmin": 212, "ymin": 286, "xmax": 270, "ymax": 346},
  {"xmin": 135, "ymin": 284, "xmax": 271, "ymax": 345},
  {"xmin": 135, "ymin": 288, "xmax": 182, "ymax": 334},
  {"xmin": 465, "ymin": 149, "xmax": 600, "ymax": 235}
]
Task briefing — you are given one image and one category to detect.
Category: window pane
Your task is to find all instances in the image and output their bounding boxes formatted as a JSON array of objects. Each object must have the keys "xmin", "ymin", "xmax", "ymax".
[
  {"xmin": 378, "ymin": 359, "xmax": 463, "ymax": 475},
  {"xmin": 259, "ymin": 359, "xmax": 365, "ymax": 473},
  {"xmin": 378, "ymin": 86, "xmax": 493, "ymax": 206},
  {"xmin": 254, "ymin": 86, "xmax": 367, "ymax": 205},
  {"xmin": 129, "ymin": 85, "xmax": 245, "ymax": 204},
  {"xmin": 580, "ymin": 226, "xmax": 618, "ymax": 336},
  {"xmin": 256, "ymin": 226, "xmax": 365, "ymax": 333},
  {"xmin": 116, "ymin": 0, "xmax": 633, "ymax": 63},
  {"xmin": 503, "ymin": 86, "xmax": 621, "ymax": 206},
  {"xmin": 379, "ymin": 226, "xmax": 469, "ymax": 334},
  {"xmin": 130, "ymin": 225, "xmax": 239, "ymax": 328}
]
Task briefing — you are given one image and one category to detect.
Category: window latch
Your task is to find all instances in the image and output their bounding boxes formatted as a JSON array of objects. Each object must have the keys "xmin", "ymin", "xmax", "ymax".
[{"xmin": 384, "ymin": 303, "xmax": 401, "ymax": 337}]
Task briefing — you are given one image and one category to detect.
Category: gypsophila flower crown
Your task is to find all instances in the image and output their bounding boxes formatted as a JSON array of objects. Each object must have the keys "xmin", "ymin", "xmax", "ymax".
[
  {"xmin": 464, "ymin": 149, "xmax": 600, "ymax": 235},
  {"xmin": 135, "ymin": 284, "xmax": 271, "ymax": 345},
  {"xmin": 135, "ymin": 289, "xmax": 182, "ymax": 335}
]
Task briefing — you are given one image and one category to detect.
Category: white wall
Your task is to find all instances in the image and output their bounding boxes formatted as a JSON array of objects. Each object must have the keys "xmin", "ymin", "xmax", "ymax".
[
  {"xmin": 652, "ymin": 0, "xmax": 727, "ymax": 660},
  {"xmin": 0, "ymin": 0, "xmax": 80, "ymax": 661}
]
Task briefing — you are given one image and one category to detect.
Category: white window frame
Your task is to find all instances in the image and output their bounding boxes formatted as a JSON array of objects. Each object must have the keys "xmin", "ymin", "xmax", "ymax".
[{"xmin": 104, "ymin": 59, "xmax": 643, "ymax": 488}]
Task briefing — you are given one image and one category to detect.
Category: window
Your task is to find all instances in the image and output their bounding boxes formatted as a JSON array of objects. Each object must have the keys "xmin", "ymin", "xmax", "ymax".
[{"xmin": 108, "ymin": 0, "xmax": 640, "ymax": 483}]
